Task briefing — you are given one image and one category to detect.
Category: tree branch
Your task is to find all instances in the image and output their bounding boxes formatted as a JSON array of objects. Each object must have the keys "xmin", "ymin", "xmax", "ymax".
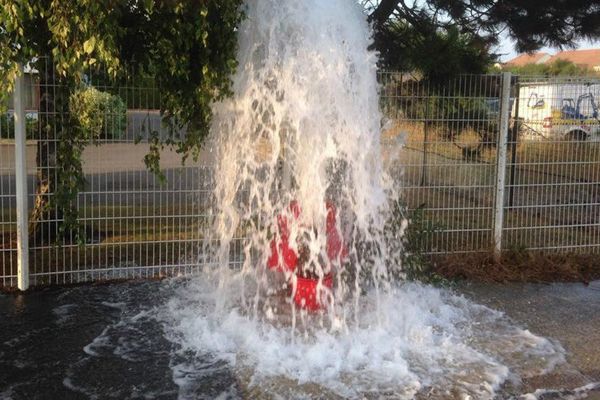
[{"xmin": 369, "ymin": 0, "xmax": 399, "ymax": 28}]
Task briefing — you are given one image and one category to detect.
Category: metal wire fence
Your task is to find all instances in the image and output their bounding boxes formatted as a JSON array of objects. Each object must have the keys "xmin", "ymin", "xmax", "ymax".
[
  {"xmin": 1, "ymin": 68, "xmax": 599, "ymax": 289},
  {"xmin": 503, "ymin": 76, "xmax": 600, "ymax": 252},
  {"xmin": 379, "ymin": 72, "xmax": 600, "ymax": 255},
  {"xmin": 2, "ymin": 59, "xmax": 217, "ymax": 289},
  {"xmin": 380, "ymin": 73, "xmax": 503, "ymax": 254}
]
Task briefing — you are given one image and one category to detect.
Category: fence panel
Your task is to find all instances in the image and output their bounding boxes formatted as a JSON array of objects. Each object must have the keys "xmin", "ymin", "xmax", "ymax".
[
  {"xmin": 380, "ymin": 72, "xmax": 600, "ymax": 255},
  {"xmin": 380, "ymin": 72, "xmax": 504, "ymax": 254},
  {"xmin": 24, "ymin": 58, "xmax": 213, "ymax": 286},
  {"xmin": 503, "ymin": 76, "xmax": 600, "ymax": 253}
]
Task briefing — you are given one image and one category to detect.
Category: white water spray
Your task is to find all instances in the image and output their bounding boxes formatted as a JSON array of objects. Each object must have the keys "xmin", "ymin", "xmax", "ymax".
[
  {"xmin": 160, "ymin": 0, "xmax": 566, "ymax": 397},
  {"xmin": 207, "ymin": 0, "xmax": 401, "ymax": 324}
]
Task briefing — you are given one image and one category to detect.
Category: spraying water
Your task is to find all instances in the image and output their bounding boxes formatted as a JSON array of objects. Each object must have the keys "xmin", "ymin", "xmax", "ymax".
[
  {"xmin": 207, "ymin": 0, "xmax": 402, "ymax": 325},
  {"xmin": 159, "ymin": 0, "xmax": 565, "ymax": 397}
]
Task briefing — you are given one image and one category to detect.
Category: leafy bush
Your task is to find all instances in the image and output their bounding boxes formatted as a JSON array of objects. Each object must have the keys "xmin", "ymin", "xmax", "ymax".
[
  {"xmin": 386, "ymin": 199, "xmax": 448, "ymax": 285},
  {"xmin": 70, "ymin": 87, "xmax": 127, "ymax": 140}
]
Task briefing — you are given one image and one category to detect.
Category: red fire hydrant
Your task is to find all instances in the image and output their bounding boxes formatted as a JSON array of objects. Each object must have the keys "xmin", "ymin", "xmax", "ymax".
[{"xmin": 266, "ymin": 200, "xmax": 347, "ymax": 311}]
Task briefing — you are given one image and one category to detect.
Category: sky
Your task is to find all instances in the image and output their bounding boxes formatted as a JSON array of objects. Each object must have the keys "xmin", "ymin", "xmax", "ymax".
[{"xmin": 495, "ymin": 38, "xmax": 600, "ymax": 62}]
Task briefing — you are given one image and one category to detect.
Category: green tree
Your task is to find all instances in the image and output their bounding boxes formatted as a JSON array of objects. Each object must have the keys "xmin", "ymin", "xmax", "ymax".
[
  {"xmin": 0, "ymin": 1, "xmax": 243, "ymax": 243},
  {"xmin": 375, "ymin": 19, "xmax": 493, "ymax": 81},
  {"xmin": 364, "ymin": 0, "xmax": 600, "ymax": 79}
]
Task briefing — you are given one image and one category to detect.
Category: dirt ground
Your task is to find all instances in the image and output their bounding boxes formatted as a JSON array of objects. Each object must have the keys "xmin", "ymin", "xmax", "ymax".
[{"xmin": 433, "ymin": 250, "xmax": 600, "ymax": 283}]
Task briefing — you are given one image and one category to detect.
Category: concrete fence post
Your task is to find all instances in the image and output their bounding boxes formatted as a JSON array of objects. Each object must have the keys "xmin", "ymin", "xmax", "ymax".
[
  {"xmin": 493, "ymin": 72, "xmax": 511, "ymax": 258},
  {"xmin": 14, "ymin": 64, "xmax": 30, "ymax": 290}
]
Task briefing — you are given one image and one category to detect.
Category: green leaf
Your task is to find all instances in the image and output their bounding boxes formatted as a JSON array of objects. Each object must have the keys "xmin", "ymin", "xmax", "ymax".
[
  {"xmin": 83, "ymin": 37, "xmax": 96, "ymax": 54},
  {"xmin": 144, "ymin": 0, "xmax": 154, "ymax": 13}
]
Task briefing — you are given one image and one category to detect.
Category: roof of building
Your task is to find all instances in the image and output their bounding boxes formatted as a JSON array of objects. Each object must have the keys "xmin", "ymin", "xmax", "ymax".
[
  {"xmin": 548, "ymin": 49, "xmax": 600, "ymax": 69},
  {"xmin": 505, "ymin": 52, "xmax": 551, "ymax": 66}
]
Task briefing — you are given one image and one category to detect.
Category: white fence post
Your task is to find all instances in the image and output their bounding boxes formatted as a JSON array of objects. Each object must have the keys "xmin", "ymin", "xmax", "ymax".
[
  {"xmin": 493, "ymin": 72, "xmax": 511, "ymax": 258},
  {"xmin": 14, "ymin": 65, "xmax": 30, "ymax": 290}
]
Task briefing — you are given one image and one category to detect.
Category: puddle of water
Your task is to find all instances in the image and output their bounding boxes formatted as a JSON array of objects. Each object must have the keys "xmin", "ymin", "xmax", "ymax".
[{"xmin": 1, "ymin": 279, "xmax": 599, "ymax": 399}]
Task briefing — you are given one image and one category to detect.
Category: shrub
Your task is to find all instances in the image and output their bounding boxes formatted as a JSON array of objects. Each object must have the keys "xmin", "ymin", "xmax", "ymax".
[
  {"xmin": 386, "ymin": 199, "xmax": 448, "ymax": 285},
  {"xmin": 70, "ymin": 87, "xmax": 127, "ymax": 140}
]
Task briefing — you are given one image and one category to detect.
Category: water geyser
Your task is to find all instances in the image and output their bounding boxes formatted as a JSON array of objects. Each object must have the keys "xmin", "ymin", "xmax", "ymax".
[{"xmin": 160, "ymin": 0, "xmax": 565, "ymax": 397}]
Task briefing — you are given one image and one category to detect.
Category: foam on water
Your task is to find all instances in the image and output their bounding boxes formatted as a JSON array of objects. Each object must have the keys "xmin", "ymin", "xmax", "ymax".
[
  {"xmin": 163, "ymin": 0, "xmax": 567, "ymax": 397},
  {"xmin": 160, "ymin": 276, "xmax": 564, "ymax": 398}
]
